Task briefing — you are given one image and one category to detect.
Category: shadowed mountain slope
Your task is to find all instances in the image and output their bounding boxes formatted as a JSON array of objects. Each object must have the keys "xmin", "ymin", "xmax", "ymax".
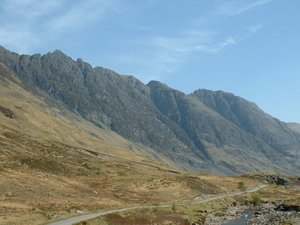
[{"xmin": 0, "ymin": 45, "xmax": 299, "ymax": 175}]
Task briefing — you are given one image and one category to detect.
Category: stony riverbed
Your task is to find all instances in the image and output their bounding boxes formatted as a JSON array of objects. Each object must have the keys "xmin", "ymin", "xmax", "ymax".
[
  {"xmin": 246, "ymin": 203, "xmax": 299, "ymax": 225},
  {"xmin": 194, "ymin": 202, "xmax": 300, "ymax": 225}
]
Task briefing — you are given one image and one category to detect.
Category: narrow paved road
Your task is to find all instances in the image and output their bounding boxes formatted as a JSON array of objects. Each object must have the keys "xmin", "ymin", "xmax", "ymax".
[{"xmin": 47, "ymin": 184, "xmax": 267, "ymax": 225}]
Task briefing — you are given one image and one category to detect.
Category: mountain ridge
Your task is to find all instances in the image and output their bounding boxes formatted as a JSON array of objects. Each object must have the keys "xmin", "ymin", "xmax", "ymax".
[{"xmin": 0, "ymin": 45, "xmax": 299, "ymax": 175}]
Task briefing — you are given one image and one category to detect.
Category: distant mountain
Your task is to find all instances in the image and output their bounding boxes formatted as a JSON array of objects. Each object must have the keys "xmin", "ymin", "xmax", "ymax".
[{"xmin": 0, "ymin": 45, "xmax": 299, "ymax": 175}]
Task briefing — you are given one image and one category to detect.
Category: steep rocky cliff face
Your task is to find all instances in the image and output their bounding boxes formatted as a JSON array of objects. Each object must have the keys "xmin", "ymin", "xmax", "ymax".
[{"xmin": 1, "ymin": 45, "xmax": 299, "ymax": 175}]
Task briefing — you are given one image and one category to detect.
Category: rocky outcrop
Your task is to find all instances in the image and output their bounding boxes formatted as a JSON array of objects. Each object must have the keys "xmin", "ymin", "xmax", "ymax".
[
  {"xmin": 276, "ymin": 203, "xmax": 300, "ymax": 212},
  {"xmin": 247, "ymin": 174, "xmax": 291, "ymax": 185},
  {"xmin": 260, "ymin": 175, "xmax": 290, "ymax": 185},
  {"xmin": 0, "ymin": 106, "xmax": 15, "ymax": 118}
]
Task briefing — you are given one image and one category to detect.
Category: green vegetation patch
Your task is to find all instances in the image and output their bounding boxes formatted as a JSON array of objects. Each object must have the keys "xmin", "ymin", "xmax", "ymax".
[
  {"xmin": 14, "ymin": 155, "xmax": 68, "ymax": 174},
  {"xmin": 250, "ymin": 193, "xmax": 262, "ymax": 206}
]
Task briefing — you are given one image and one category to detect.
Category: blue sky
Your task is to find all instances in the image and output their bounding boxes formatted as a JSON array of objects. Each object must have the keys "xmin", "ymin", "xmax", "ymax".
[{"xmin": 0, "ymin": 0, "xmax": 299, "ymax": 123}]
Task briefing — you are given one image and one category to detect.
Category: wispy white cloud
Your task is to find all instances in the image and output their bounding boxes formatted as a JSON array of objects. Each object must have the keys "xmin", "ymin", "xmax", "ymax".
[
  {"xmin": 215, "ymin": 0, "xmax": 272, "ymax": 16},
  {"xmin": 2, "ymin": 0, "xmax": 61, "ymax": 17},
  {"xmin": 0, "ymin": 28, "xmax": 40, "ymax": 53},
  {"xmin": 47, "ymin": 0, "xmax": 122, "ymax": 32},
  {"xmin": 114, "ymin": 31, "xmax": 241, "ymax": 82},
  {"xmin": 0, "ymin": 0, "xmax": 61, "ymax": 52},
  {"xmin": 152, "ymin": 32, "xmax": 238, "ymax": 57},
  {"xmin": 116, "ymin": 1, "xmax": 271, "ymax": 81},
  {"xmin": 115, "ymin": 25, "xmax": 263, "ymax": 82},
  {"xmin": 196, "ymin": 36, "xmax": 238, "ymax": 54},
  {"xmin": 246, "ymin": 24, "xmax": 264, "ymax": 34},
  {"xmin": 0, "ymin": 0, "xmax": 121, "ymax": 53}
]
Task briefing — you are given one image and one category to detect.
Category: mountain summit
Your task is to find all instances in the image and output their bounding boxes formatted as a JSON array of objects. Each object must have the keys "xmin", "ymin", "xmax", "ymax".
[{"xmin": 0, "ymin": 45, "xmax": 299, "ymax": 175}]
